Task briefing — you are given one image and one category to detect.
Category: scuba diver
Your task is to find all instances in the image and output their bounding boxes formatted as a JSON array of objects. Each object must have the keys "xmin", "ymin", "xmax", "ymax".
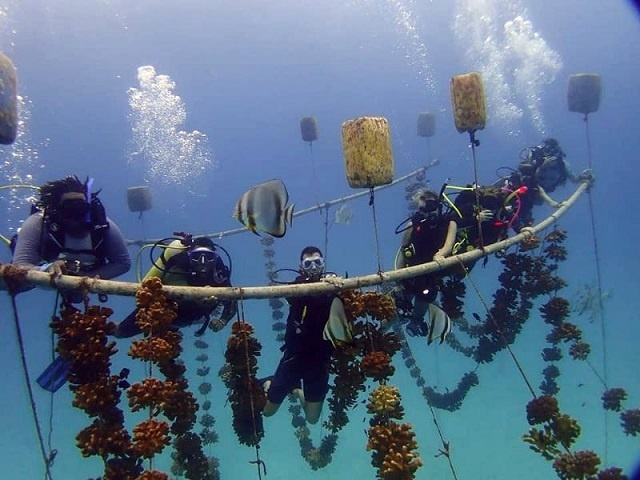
[
  {"xmin": 114, "ymin": 234, "xmax": 237, "ymax": 338},
  {"xmin": 392, "ymin": 187, "xmax": 456, "ymax": 344},
  {"xmin": 262, "ymin": 246, "xmax": 352, "ymax": 424},
  {"xmin": 10, "ymin": 175, "xmax": 131, "ymax": 301},
  {"xmin": 496, "ymin": 138, "xmax": 594, "ymax": 232},
  {"xmin": 445, "ymin": 183, "xmax": 515, "ymax": 257}
]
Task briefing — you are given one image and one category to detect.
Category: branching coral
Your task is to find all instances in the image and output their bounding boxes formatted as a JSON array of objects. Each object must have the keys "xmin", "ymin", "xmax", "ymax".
[
  {"xmin": 223, "ymin": 320, "xmax": 267, "ymax": 446},
  {"xmin": 361, "ymin": 351, "xmax": 395, "ymax": 382},
  {"xmin": 129, "ymin": 277, "xmax": 214, "ymax": 480},
  {"xmin": 367, "ymin": 385, "xmax": 404, "ymax": 419},
  {"xmin": 366, "ymin": 422, "xmax": 423, "ymax": 480},
  {"xmin": 553, "ymin": 450, "xmax": 600, "ymax": 479},
  {"xmin": 540, "ymin": 297, "xmax": 571, "ymax": 325},
  {"xmin": 526, "ymin": 395, "xmax": 560, "ymax": 425},
  {"xmin": 620, "ymin": 409, "xmax": 640, "ymax": 436},
  {"xmin": 601, "ymin": 388, "xmax": 627, "ymax": 412}
]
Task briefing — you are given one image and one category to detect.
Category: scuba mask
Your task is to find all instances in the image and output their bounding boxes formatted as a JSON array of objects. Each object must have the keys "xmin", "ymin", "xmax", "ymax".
[
  {"xmin": 58, "ymin": 198, "xmax": 91, "ymax": 223},
  {"xmin": 188, "ymin": 247, "xmax": 228, "ymax": 284},
  {"xmin": 301, "ymin": 255, "xmax": 325, "ymax": 279}
]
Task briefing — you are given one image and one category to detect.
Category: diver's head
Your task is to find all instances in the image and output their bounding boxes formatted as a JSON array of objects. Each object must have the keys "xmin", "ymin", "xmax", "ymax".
[
  {"xmin": 299, "ymin": 245, "xmax": 325, "ymax": 280},
  {"xmin": 187, "ymin": 237, "xmax": 228, "ymax": 286},
  {"xmin": 39, "ymin": 176, "xmax": 91, "ymax": 237},
  {"xmin": 413, "ymin": 188, "xmax": 439, "ymax": 214}
]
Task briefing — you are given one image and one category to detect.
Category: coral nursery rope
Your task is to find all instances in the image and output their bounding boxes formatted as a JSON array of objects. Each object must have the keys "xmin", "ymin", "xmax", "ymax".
[
  {"xmin": 458, "ymin": 259, "xmax": 537, "ymax": 399},
  {"xmin": 9, "ymin": 294, "xmax": 55, "ymax": 480},
  {"xmin": 238, "ymin": 298, "xmax": 266, "ymax": 480},
  {"xmin": 398, "ymin": 326, "xmax": 459, "ymax": 480}
]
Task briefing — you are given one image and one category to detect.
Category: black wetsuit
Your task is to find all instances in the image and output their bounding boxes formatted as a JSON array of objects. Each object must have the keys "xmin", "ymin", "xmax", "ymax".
[{"xmin": 267, "ymin": 276, "xmax": 336, "ymax": 404}]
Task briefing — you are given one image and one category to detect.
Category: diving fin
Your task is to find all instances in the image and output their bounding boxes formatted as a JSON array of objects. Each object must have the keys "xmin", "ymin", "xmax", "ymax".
[
  {"xmin": 426, "ymin": 303, "xmax": 451, "ymax": 345},
  {"xmin": 37, "ymin": 356, "xmax": 70, "ymax": 393}
]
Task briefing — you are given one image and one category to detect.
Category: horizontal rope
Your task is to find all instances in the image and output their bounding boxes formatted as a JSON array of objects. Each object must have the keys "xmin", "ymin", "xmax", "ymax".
[
  {"xmin": 125, "ymin": 162, "xmax": 438, "ymax": 246},
  {"xmin": 1, "ymin": 181, "xmax": 588, "ymax": 301}
]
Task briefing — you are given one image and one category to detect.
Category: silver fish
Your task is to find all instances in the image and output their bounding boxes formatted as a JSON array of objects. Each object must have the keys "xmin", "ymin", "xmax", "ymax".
[
  {"xmin": 232, "ymin": 179, "xmax": 295, "ymax": 237},
  {"xmin": 334, "ymin": 203, "xmax": 353, "ymax": 225},
  {"xmin": 427, "ymin": 303, "xmax": 451, "ymax": 345}
]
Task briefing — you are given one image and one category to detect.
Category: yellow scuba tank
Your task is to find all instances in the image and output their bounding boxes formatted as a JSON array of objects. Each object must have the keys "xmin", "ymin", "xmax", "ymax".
[{"xmin": 341, "ymin": 116, "xmax": 394, "ymax": 188}]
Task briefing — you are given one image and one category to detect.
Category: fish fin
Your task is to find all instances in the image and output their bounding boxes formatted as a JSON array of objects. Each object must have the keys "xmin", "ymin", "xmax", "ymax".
[
  {"xmin": 284, "ymin": 204, "xmax": 295, "ymax": 226},
  {"xmin": 427, "ymin": 303, "xmax": 451, "ymax": 345},
  {"xmin": 247, "ymin": 217, "xmax": 261, "ymax": 236},
  {"xmin": 323, "ymin": 298, "xmax": 353, "ymax": 348}
]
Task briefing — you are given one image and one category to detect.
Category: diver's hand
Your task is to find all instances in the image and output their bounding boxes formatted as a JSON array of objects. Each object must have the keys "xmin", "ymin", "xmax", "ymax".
[
  {"xmin": 520, "ymin": 226, "xmax": 535, "ymax": 236},
  {"xmin": 322, "ymin": 274, "xmax": 344, "ymax": 287},
  {"xmin": 433, "ymin": 253, "xmax": 446, "ymax": 264},
  {"xmin": 208, "ymin": 318, "xmax": 228, "ymax": 332},
  {"xmin": 40, "ymin": 260, "xmax": 67, "ymax": 277},
  {"xmin": 578, "ymin": 168, "xmax": 595, "ymax": 184},
  {"xmin": 476, "ymin": 209, "xmax": 494, "ymax": 222}
]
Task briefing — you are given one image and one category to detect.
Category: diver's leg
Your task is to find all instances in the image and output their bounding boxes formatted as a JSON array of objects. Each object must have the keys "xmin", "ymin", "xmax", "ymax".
[
  {"xmin": 300, "ymin": 358, "xmax": 330, "ymax": 424},
  {"xmin": 262, "ymin": 355, "xmax": 299, "ymax": 417},
  {"xmin": 114, "ymin": 309, "xmax": 141, "ymax": 338}
]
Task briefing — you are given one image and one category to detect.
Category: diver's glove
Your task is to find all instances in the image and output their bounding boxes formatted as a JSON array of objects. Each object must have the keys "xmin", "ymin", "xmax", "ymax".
[
  {"xmin": 406, "ymin": 320, "xmax": 428, "ymax": 337},
  {"xmin": 39, "ymin": 260, "xmax": 68, "ymax": 276},
  {"xmin": 208, "ymin": 318, "xmax": 228, "ymax": 332},
  {"xmin": 476, "ymin": 209, "xmax": 494, "ymax": 222},
  {"xmin": 578, "ymin": 168, "xmax": 595, "ymax": 184}
]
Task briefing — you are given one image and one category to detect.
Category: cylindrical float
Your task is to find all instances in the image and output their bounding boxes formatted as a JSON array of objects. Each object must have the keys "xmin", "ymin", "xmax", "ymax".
[
  {"xmin": 567, "ymin": 74, "xmax": 601, "ymax": 115},
  {"xmin": 450, "ymin": 72, "xmax": 486, "ymax": 134},
  {"xmin": 0, "ymin": 51, "xmax": 18, "ymax": 145},
  {"xmin": 417, "ymin": 112, "xmax": 436, "ymax": 138},
  {"xmin": 300, "ymin": 117, "xmax": 318, "ymax": 143},
  {"xmin": 127, "ymin": 186, "xmax": 153, "ymax": 213},
  {"xmin": 342, "ymin": 116, "xmax": 394, "ymax": 188}
]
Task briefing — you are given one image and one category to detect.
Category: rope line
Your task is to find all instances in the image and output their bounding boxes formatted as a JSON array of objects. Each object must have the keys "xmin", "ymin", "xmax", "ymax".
[
  {"xmin": 125, "ymin": 165, "xmax": 437, "ymax": 246},
  {"xmin": 9, "ymin": 294, "xmax": 55, "ymax": 480},
  {"xmin": 456, "ymin": 259, "xmax": 537, "ymax": 399},
  {"xmin": 392, "ymin": 323, "xmax": 459, "ymax": 480}
]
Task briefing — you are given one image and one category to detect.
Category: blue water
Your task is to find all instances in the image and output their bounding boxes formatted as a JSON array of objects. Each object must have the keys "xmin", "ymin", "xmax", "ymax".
[{"xmin": 1, "ymin": 0, "xmax": 639, "ymax": 478}]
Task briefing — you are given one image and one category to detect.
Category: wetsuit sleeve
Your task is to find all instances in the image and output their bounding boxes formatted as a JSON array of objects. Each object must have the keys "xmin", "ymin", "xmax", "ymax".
[
  {"xmin": 85, "ymin": 219, "xmax": 131, "ymax": 280},
  {"xmin": 11, "ymin": 213, "xmax": 45, "ymax": 269},
  {"xmin": 436, "ymin": 220, "xmax": 458, "ymax": 258}
]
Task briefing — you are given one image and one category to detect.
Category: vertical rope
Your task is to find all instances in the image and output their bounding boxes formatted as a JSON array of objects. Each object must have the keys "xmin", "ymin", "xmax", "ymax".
[
  {"xmin": 457, "ymin": 259, "xmax": 537, "ymax": 399},
  {"xmin": 368, "ymin": 188, "xmax": 384, "ymax": 275},
  {"xmin": 584, "ymin": 113, "xmax": 609, "ymax": 462},
  {"xmin": 238, "ymin": 297, "xmax": 266, "ymax": 480},
  {"xmin": 394, "ymin": 324, "xmax": 459, "ymax": 480},
  {"xmin": 46, "ymin": 294, "xmax": 61, "ymax": 468},
  {"xmin": 469, "ymin": 132, "xmax": 485, "ymax": 250},
  {"xmin": 9, "ymin": 295, "xmax": 54, "ymax": 480},
  {"xmin": 322, "ymin": 205, "xmax": 330, "ymax": 263}
]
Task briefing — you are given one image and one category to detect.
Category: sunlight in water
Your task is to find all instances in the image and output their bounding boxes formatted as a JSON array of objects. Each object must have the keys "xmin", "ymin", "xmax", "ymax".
[
  {"xmin": 350, "ymin": 0, "xmax": 436, "ymax": 94},
  {"xmin": 127, "ymin": 65, "xmax": 213, "ymax": 186},
  {"xmin": 1, "ymin": 96, "xmax": 45, "ymax": 232},
  {"xmin": 453, "ymin": 0, "xmax": 562, "ymax": 136},
  {"xmin": 387, "ymin": 0, "xmax": 436, "ymax": 93}
]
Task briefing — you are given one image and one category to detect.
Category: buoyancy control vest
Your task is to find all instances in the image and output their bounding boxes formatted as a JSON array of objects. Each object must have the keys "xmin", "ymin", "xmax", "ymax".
[{"xmin": 40, "ymin": 195, "xmax": 110, "ymax": 268}]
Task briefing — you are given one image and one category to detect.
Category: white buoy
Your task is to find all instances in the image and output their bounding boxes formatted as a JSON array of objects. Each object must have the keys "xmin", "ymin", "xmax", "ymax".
[
  {"xmin": 127, "ymin": 186, "xmax": 152, "ymax": 213},
  {"xmin": 417, "ymin": 112, "xmax": 436, "ymax": 138},
  {"xmin": 300, "ymin": 117, "xmax": 318, "ymax": 143},
  {"xmin": 568, "ymin": 74, "xmax": 601, "ymax": 115}
]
